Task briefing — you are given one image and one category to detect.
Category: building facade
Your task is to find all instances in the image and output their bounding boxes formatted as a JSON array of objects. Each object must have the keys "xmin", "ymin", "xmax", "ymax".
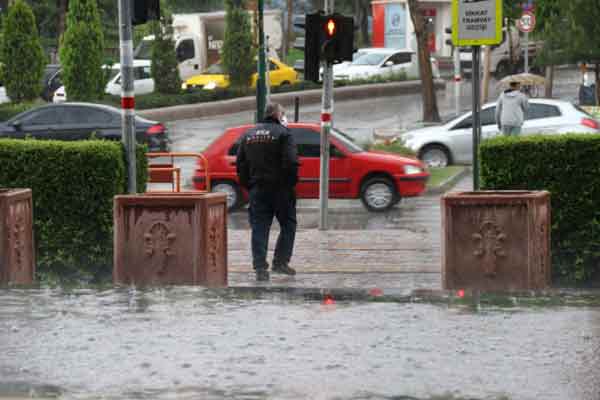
[{"xmin": 371, "ymin": 0, "xmax": 452, "ymax": 58}]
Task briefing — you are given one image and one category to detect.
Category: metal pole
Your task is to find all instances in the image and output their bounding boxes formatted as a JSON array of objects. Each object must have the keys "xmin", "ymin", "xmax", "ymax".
[
  {"xmin": 319, "ymin": 0, "xmax": 334, "ymax": 231},
  {"xmin": 453, "ymin": 46, "xmax": 461, "ymax": 82},
  {"xmin": 118, "ymin": 0, "xmax": 137, "ymax": 194},
  {"xmin": 524, "ymin": 31, "xmax": 529, "ymax": 74},
  {"xmin": 294, "ymin": 96, "xmax": 300, "ymax": 122},
  {"xmin": 265, "ymin": 35, "xmax": 271, "ymax": 101},
  {"xmin": 471, "ymin": 45, "xmax": 481, "ymax": 191},
  {"xmin": 256, "ymin": 0, "xmax": 267, "ymax": 122}
]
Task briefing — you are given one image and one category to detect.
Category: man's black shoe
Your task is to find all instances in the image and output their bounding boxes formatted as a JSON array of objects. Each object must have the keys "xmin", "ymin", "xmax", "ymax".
[
  {"xmin": 272, "ymin": 264, "xmax": 296, "ymax": 276},
  {"xmin": 256, "ymin": 269, "xmax": 270, "ymax": 281}
]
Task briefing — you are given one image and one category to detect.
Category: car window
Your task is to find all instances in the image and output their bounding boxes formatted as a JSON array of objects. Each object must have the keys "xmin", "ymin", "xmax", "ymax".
[
  {"xmin": 452, "ymin": 107, "xmax": 496, "ymax": 129},
  {"xmin": 390, "ymin": 52, "xmax": 412, "ymax": 65},
  {"xmin": 269, "ymin": 61, "xmax": 279, "ymax": 71},
  {"xmin": 62, "ymin": 107, "xmax": 114, "ymax": 124},
  {"xmin": 23, "ymin": 108, "xmax": 62, "ymax": 125},
  {"xmin": 176, "ymin": 39, "xmax": 195, "ymax": 62},
  {"xmin": 134, "ymin": 66, "xmax": 152, "ymax": 80},
  {"xmin": 526, "ymin": 104, "xmax": 561, "ymax": 120},
  {"xmin": 228, "ymin": 134, "xmax": 247, "ymax": 156},
  {"xmin": 291, "ymin": 128, "xmax": 320, "ymax": 157},
  {"xmin": 352, "ymin": 53, "xmax": 387, "ymax": 66}
]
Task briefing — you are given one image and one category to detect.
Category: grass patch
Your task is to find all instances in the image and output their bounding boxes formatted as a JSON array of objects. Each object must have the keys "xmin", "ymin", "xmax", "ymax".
[{"xmin": 426, "ymin": 166, "xmax": 465, "ymax": 188}]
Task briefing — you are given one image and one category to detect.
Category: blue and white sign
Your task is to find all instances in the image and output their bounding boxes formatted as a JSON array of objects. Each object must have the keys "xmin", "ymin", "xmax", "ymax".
[{"xmin": 385, "ymin": 3, "xmax": 406, "ymax": 48}]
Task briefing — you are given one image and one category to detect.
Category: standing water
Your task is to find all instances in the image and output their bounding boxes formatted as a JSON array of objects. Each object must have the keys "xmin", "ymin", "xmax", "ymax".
[{"xmin": 1, "ymin": 287, "xmax": 599, "ymax": 400}]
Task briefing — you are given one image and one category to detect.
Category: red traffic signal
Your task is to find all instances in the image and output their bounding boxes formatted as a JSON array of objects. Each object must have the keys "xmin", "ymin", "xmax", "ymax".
[{"xmin": 325, "ymin": 18, "xmax": 336, "ymax": 37}]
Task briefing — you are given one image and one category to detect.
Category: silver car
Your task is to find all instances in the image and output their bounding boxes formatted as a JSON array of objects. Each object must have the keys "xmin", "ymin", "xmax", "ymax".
[{"xmin": 402, "ymin": 99, "xmax": 600, "ymax": 167}]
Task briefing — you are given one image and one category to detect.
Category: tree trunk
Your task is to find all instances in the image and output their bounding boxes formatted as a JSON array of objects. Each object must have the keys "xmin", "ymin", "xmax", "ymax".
[
  {"xmin": 407, "ymin": 0, "xmax": 440, "ymax": 123},
  {"xmin": 596, "ymin": 63, "xmax": 600, "ymax": 107},
  {"xmin": 354, "ymin": 0, "xmax": 370, "ymax": 47},
  {"xmin": 285, "ymin": 0, "xmax": 293, "ymax": 58},
  {"xmin": 482, "ymin": 46, "xmax": 492, "ymax": 103},
  {"xmin": 544, "ymin": 65, "xmax": 554, "ymax": 98},
  {"xmin": 57, "ymin": 0, "xmax": 68, "ymax": 43}
]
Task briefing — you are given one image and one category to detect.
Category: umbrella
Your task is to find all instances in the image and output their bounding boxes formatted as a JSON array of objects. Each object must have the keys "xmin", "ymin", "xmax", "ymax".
[{"xmin": 497, "ymin": 72, "xmax": 546, "ymax": 88}]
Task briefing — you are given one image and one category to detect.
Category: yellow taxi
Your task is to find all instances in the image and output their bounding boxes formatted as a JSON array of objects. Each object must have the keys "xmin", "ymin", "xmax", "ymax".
[{"xmin": 183, "ymin": 58, "xmax": 299, "ymax": 90}]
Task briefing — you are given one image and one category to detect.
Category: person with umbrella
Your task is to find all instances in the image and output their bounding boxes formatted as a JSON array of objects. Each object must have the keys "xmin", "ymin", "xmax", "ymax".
[{"xmin": 495, "ymin": 80, "xmax": 529, "ymax": 136}]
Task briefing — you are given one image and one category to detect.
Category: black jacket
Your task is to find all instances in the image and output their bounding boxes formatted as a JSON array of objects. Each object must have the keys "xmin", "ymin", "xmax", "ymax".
[{"xmin": 236, "ymin": 117, "xmax": 299, "ymax": 189}]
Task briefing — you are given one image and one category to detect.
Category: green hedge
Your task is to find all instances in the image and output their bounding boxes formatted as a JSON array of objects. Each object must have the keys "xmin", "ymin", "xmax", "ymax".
[
  {"xmin": 480, "ymin": 134, "xmax": 600, "ymax": 284},
  {"xmin": 0, "ymin": 139, "xmax": 147, "ymax": 282}
]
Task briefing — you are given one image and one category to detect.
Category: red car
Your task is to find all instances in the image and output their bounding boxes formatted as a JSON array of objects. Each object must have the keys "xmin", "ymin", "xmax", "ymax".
[{"xmin": 193, "ymin": 123, "xmax": 429, "ymax": 212}]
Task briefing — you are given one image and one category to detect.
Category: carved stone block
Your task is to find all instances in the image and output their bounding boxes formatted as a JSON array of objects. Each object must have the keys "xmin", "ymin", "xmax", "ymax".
[
  {"xmin": 113, "ymin": 193, "xmax": 228, "ymax": 287},
  {"xmin": 442, "ymin": 191, "xmax": 551, "ymax": 291},
  {"xmin": 0, "ymin": 189, "xmax": 35, "ymax": 285}
]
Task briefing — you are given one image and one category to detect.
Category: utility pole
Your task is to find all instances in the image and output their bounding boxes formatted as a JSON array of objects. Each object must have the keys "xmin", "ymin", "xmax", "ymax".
[
  {"xmin": 319, "ymin": 0, "xmax": 334, "ymax": 231},
  {"xmin": 118, "ymin": 0, "xmax": 137, "ymax": 193},
  {"xmin": 256, "ymin": 0, "xmax": 267, "ymax": 122},
  {"xmin": 471, "ymin": 46, "xmax": 481, "ymax": 191}
]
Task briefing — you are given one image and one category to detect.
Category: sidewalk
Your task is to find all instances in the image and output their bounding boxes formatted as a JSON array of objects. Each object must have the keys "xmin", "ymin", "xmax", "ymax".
[{"xmin": 227, "ymin": 172, "xmax": 473, "ymax": 292}]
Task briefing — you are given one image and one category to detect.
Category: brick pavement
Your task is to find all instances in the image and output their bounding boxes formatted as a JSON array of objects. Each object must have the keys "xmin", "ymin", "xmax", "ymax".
[{"xmin": 227, "ymin": 173, "xmax": 473, "ymax": 289}]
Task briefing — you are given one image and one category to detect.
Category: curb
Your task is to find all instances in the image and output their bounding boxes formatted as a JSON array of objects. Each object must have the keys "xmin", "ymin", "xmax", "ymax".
[
  {"xmin": 214, "ymin": 285, "xmax": 600, "ymax": 306},
  {"xmin": 426, "ymin": 166, "xmax": 471, "ymax": 196},
  {"xmin": 138, "ymin": 79, "xmax": 447, "ymax": 122}
]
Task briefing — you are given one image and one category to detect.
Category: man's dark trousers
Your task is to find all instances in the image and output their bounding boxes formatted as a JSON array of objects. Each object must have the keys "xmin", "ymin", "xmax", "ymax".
[{"xmin": 248, "ymin": 185, "xmax": 297, "ymax": 271}]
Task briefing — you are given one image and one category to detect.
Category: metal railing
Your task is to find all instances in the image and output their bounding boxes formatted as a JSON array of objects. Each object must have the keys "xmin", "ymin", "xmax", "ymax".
[{"xmin": 146, "ymin": 152, "xmax": 210, "ymax": 193}]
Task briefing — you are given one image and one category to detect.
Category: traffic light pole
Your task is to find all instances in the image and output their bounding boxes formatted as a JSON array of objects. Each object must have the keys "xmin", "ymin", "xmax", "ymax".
[
  {"xmin": 118, "ymin": 0, "xmax": 137, "ymax": 194},
  {"xmin": 319, "ymin": 0, "xmax": 334, "ymax": 231},
  {"xmin": 256, "ymin": 0, "xmax": 267, "ymax": 122},
  {"xmin": 471, "ymin": 45, "xmax": 481, "ymax": 191}
]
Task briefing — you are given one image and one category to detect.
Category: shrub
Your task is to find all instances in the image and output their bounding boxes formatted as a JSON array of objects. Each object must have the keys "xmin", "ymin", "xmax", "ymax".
[
  {"xmin": 221, "ymin": 0, "xmax": 255, "ymax": 89},
  {"xmin": 151, "ymin": 14, "xmax": 182, "ymax": 95},
  {"xmin": 0, "ymin": 139, "xmax": 147, "ymax": 282},
  {"xmin": 480, "ymin": 134, "xmax": 600, "ymax": 284},
  {"xmin": 59, "ymin": 0, "xmax": 105, "ymax": 101},
  {"xmin": 364, "ymin": 138, "xmax": 417, "ymax": 157},
  {"xmin": 1, "ymin": 0, "xmax": 45, "ymax": 102}
]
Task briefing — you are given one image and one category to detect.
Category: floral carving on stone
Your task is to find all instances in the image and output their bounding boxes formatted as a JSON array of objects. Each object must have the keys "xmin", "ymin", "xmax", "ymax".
[
  {"xmin": 208, "ymin": 206, "xmax": 224, "ymax": 270},
  {"xmin": 472, "ymin": 219, "xmax": 507, "ymax": 277},
  {"xmin": 11, "ymin": 215, "xmax": 25, "ymax": 271},
  {"xmin": 144, "ymin": 221, "xmax": 176, "ymax": 275}
]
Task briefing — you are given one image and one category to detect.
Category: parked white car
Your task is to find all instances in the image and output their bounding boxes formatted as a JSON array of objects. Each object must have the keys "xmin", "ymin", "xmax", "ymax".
[
  {"xmin": 332, "ymin": 48, "xmax": 441, "ymax": 82},
  {"xmin": 401, "ymin": 99, "xmax": 600, "ymax": 167},
  {"xmin": 53, "ymin": 60, "xmax": 154, "ymax": 103}
]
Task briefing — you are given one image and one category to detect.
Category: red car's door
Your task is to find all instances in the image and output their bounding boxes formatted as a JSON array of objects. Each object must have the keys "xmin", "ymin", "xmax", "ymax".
[
  {"xmin": 290, "ymin": 127, "xmax": 353, "ymax": 199},
  {"xmin": 329, "ymin": 142, "xmax": 352, "ymax": 198},
  {"xmin": 290, "ymin": 127, "xmax": 320, "ymax": 198}
]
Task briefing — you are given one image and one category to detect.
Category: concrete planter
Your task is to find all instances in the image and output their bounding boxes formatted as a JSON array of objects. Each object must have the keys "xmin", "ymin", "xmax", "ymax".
[
  {"xmin": 442, "ymin": 191, "xmax": 551, "ymax": 291},
  {"xmin": 0, "ymin": 189, "xmax": 35, "ymax": 285},
  {"xmin": 113, "ymin": 192, "xmax": 228, "ymax": 287}
]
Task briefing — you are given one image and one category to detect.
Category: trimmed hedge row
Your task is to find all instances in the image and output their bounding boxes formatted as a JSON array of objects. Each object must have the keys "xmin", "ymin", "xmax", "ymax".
[
  {"xmin": 480, "ymin": 134, "xmax": 600, "ymax": 284},
  {"xmin": 0, "ymin": 139, "xmax": 147, "ymax": 282}
]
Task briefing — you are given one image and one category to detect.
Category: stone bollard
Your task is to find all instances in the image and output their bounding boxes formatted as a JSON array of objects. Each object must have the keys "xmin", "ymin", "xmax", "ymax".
[
  {"xmin": 0, "ymin": 189, "xmax": 35, "ymax": 285},
  {"xmin": 442, "ymin": 191, "xmax": 551, "ymax": 291},
  {"xmin": 113, "ymin": 192, "xmax": 228, "ymax": 287}
]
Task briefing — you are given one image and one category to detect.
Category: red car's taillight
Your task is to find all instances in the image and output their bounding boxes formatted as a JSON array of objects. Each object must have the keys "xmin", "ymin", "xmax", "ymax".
[
  {"xmin": 581, "ymin": 118, "xmax": 599, "ymax": 129},
  {"xmin": 146, "ymin": 123, "xmax": 165, "ymax": 135}
]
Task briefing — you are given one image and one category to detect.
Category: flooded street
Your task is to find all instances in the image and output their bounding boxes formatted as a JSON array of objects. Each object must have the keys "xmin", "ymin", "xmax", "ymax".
[{"xmin": 1, "ymin": 288, "xmax": 599, "ymax": 400}]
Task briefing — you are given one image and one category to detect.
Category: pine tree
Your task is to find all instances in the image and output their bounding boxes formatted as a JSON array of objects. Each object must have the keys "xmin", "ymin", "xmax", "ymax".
[
  {"xmin": 221, "ymin": 0, "xmax": 255, "ymax": 89},
  {"xmin": 59, "ymin": 0, "xmax": 105, "ymax": 101},
  {"xmin": 151, "ymin": 14, "xmax": 182, "ymax": 94},
  {"xmin": 1, "ymin": 0, "xmax": 45, "ymax": 102}
]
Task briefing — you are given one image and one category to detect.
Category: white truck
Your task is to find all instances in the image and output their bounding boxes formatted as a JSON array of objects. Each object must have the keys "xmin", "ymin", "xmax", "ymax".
[
  {"xmin": 134, "ymin": 10, "xmax": 284, "ymax": 81},
  {"xmin": 459, "ymin": 25, "xmax": 543, "ymax": 78}
]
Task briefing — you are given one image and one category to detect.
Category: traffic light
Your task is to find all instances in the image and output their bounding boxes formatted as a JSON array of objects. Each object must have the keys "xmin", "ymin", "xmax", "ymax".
[
  {"xmin": 320, "ymin": 14, "xmax": 354, "ymax": 64},
  {"xmin": 131, "ymin": 0, "xmax": 160, "ymax": 26},
  {"xmin": 300, "ymin": 12, "xmax": 354, "ymax": 82}
]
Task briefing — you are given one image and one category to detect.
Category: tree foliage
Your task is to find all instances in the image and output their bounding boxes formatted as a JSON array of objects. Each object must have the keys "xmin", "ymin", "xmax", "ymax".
[
  {"xmin": 151, "ymin": 12, "xmax": 182, "ymax": 95},
  {"xmin": 1, "ymin": 0, "xmax": 45, "ymax": 102},
  {"xmin": 59, "ymin": 0, "xmax": 105, "ymax": 101},
  {"xmin": 221, "ymin": 0, "xmax": 255, "ymax": 89}
]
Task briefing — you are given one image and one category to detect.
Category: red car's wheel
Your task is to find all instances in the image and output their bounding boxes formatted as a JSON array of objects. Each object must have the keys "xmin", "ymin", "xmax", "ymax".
[
  {"xmin": 211, "ymin": 180, "xmax": 242, "ymax": 211},
  {"xmin": 360, "ymin": 177, "xmax": 399, "ymax": 212}
]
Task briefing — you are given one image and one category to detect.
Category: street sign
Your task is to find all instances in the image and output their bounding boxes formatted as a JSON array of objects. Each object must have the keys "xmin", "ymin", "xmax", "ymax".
[
  {"xmin": 517, "ymin": 11, "xmax": 536, "ymax": 33},
  {"xmin": 452, "ymin": 0, "xmax": 503, "ymax": 46}
]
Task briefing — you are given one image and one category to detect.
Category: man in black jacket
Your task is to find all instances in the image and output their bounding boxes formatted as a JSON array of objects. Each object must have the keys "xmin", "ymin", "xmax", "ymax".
[{"xmin": 236, "ymin": 103, "xmax": 299, "ymax": 281}]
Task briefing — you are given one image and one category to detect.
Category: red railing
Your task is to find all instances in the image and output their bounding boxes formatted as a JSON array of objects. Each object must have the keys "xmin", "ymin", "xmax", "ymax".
[{"xmin": 146, "ymin": 152, "xmax": 210, "ymax": 193}]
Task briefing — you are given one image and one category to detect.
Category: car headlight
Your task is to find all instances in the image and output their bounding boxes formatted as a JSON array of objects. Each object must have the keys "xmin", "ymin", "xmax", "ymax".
[
  {"xmin": 404, "ymin": 165, "xmax": 423, "ymax": 175},
  {"xmin": 204, "ymin": 81, "xmax": 217, "ymax": 90},
  {"xmin": 181, "ymin": 82, "xmax": 188, "ymax": 90}
]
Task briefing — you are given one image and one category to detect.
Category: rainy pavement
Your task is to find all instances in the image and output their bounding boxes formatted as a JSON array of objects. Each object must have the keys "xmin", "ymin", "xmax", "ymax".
[
  {"xmin": 2, "ymin": 71, "xmax": 598, "ymax": 400},
  {"xmin": 1, "ymin": 288, "xmax": 600, "ymax": 400}
]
